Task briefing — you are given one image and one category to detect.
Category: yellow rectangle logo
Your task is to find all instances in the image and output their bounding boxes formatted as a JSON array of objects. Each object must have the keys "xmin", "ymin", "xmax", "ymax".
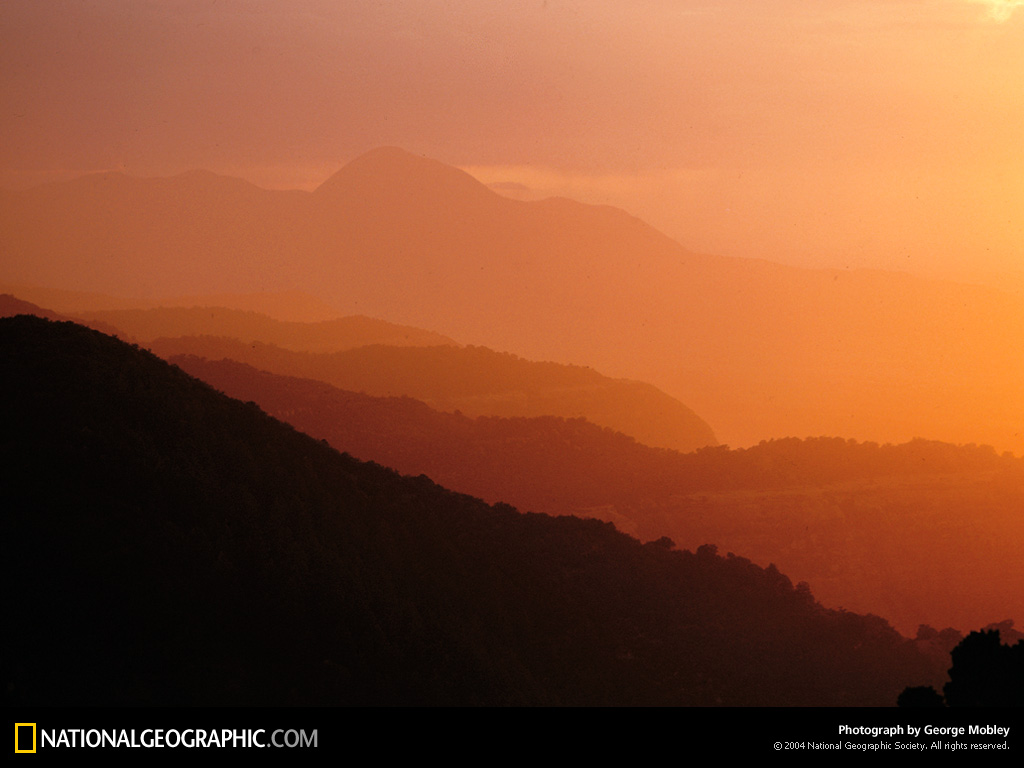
[{"xmin": 14, "ymin": 723, "xmax": 36, "ymax": 754}]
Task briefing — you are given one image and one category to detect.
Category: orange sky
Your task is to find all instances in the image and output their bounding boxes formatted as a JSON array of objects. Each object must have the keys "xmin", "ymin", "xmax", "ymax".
[{"xmin": 2, "ymin": 0, "xmax": 1021, "ymax": 281}]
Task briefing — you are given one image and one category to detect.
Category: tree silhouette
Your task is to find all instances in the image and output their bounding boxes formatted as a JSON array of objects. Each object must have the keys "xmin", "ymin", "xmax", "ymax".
[
  {"xmin": 900, "ymin": 628, "xmax": 1023, "ymax": 707},
  {"xmin": 944, "ymin": 629, "xmax": 1023, "ymax": 707},
  {"xmin": 897, "ymin": 685, "xmax": 944, "ymax": 707}
]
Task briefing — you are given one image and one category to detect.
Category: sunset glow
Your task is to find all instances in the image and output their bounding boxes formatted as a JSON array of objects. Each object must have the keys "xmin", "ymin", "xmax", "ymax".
[
  {"xmin": 3, "ymin": 0, "xmax": 1023, "ymax": 715},
  {"xmin": 2, "ymin": 1, "xmax": 1021, "ymax": 281}
]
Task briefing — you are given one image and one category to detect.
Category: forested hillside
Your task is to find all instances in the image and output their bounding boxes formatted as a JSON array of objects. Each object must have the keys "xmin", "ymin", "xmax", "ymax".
[{"xmin": 2, "ymin": 316, "xmax": 940, "ymax": 706}]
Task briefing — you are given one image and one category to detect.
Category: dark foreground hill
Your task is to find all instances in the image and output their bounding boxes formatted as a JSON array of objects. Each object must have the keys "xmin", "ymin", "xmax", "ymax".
[{"xmin": 1, "ymin": 316, "xmax": 939, "ymax": 706}]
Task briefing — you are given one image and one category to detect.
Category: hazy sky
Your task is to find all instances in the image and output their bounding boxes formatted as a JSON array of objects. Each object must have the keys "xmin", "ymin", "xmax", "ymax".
[{"xmin": 2, "ymin": 0, "xmax": 1021, "ymax": 279}]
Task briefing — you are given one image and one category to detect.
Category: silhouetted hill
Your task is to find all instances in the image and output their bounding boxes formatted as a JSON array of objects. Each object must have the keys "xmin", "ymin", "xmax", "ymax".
[
  {"xmin": 2, "ymin": 316, "xmax": 939, "ymax": 706},
  {"xmin": 170, "ymin": 354, "xmax": 682, "ymax": 520},
  {"xmin": 4, "ymin": 149, "xmax": 1024, "ymax": 452},
  {"xmin": 150, "ymin": 335, "xmax": 717, "ymax": 452},
  {"xmin": 314, "ymin": 146, "xmax": 495, "ymax": 205},
  {"xmin": 73, "ymin": 305, "xmax": 459, "ymax": 353},
  {"xmin": 169, "ymin": 355, "xmax": 1024, "ymax": 636}
]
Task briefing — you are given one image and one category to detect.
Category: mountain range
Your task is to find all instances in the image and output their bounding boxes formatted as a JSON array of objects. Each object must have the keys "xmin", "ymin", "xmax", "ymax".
[
  {"xmin": 3, "ymin": 145, "xmax": 1022, "ymax": 707},
  {"xmin": 147, "ymin": 333, "xmax": 716, "ymax": 452},
  {"xmin": 168, "ymin": 354, "xmax": 1024, "ymax": 636},
  {"xmin": 4, "ymin": 147, "xmax": 1023, "ymax": 452},
  {"xmin": 5, "ymin": 292, "xmax": 1017, "ymax": 633},
  {"xmin": 2, "ymin": 315, "xmax": 945, "ymax": 706}
]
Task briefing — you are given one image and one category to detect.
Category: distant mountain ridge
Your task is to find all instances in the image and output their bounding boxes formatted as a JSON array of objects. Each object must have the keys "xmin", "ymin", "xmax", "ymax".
[
  {"xmin": 0, "ymin": 294, "xmax": 68, "ymax": 322},
  {"xmin": 0, "ymin": 283, "xmax": 350, "ymax": 322},
  {"xmin": 3, "ymin": 147, "xmax": 1023, "ymax": 451},
  {"xmin": 2, "ymin": 292, "xmax": 718, "ymax": 451},
  {"xmin": 0, "ymin": 293, "xmax": 122, "ymax": 337},
  {"xmin": 74, "ymin": 305, "xmax": 459, "ymax": 353},
  {"xmin": 313, "ymin": 146, "xmax": 494, "ymax": 202},
  {"xmin": 150, "ymin": 334, "xmax": 718, "ymax": 452}
]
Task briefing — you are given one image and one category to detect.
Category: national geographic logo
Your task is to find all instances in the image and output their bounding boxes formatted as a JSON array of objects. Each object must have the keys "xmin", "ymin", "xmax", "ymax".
[
  {"xmin": 12, "ymin": 723, "xmax": 317, "ymax": 751},
  {"xmin": 15, "ymin": 723, "xmax": 36, "ymax": 754}
]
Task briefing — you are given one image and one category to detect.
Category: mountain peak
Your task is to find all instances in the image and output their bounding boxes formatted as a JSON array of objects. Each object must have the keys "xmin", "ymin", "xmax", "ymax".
[{"xmin": 313, "ymin": 146, "xmax": 493, "ymax": 202}]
